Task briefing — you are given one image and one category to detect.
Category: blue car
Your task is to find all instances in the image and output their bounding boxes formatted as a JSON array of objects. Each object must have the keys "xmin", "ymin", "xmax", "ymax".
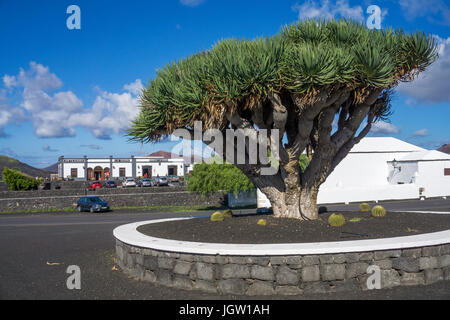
[{"xmin": 77, "ymin": 196, "xmax": 110, "ymax": 213}]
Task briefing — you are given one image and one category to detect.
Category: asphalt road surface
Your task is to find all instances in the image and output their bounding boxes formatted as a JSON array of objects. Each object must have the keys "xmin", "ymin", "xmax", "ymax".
[{"xmin": 0, "ymin": 199, "xmax": 449, "ymax": 300}]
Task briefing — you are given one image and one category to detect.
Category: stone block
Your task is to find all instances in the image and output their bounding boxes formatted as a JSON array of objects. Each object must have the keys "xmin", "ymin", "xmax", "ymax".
[
  {"xmin": 392, "ymin": 257, "xmax": 420, "ymax": 272},
  {"xmin": 345, "ymin": 262, "xmax": 369, "ymax": 279},
  {"xmin": 251, "ymin": 265, "xmax": 275, "ymax": 281},
  {"xmin": 194, "ymin": 280, "xmax": 218, "ymax": 293},
  {"xmin": 158, "ymin": 257, "xmax": 174, "ymax": 270},
  {"xmin": 400, "ymin": 272, "xmax": 425, "ymax": 286},
  {"xmin": 275, "ymin": 286, "xmax": 303, "ymax": 295},
  {"xmin": 301, "ymin": 265, "xmax": 320, "ymax": 282},
  {"xmin": 419, "ymin": 257, "xmax": 438, "ymax": 270},
  {"xmin": 246, "ymin": 280, "xmax": 275, "ymax": 296},
  {"xmin": 374, "ymin": 250, "xmax": 401, "ymax": 260},
  {"xmin": 381, "ymin": 270, "xmax": 401, "ymax": 289},
  {"xmin": 218, "ymin": 279, "xmax": 248, "ymax": 295},
  {"xmin": 402, "ymin": 248, "xmax": 422, "ymax": 258},
  {"xmin": 422, "ymin": 246, "xmax": 441, "ymax": 257},
  {"xmin": 302, "ymin": 255, "xmax": 319, "ymax": 266},
  {"xmin": 172, "ymin": 276, "xmax": 194, "ymax": 290},
  {"xmin": 276, "ymin": 266, "xmax": 299, "ymax": 285},
  {"xmin": 221, "ymin": 264, "xmax": 250, "ymax": 279},
  {"xmin": 359, "ymin": 252, "xmax": 374, "ymax": 261},
  {"xmin": 372, "ymin": 259, "xmax": 392, "ymax": 270},
  {"xmin": 173, "ymin": 260, "xmax": 192, "ymax": 275},
  {"xmin": 195, "ymin": 262, "xmax": 215, "ymax": 281},
  {"xmin": 344, "ymin": 253, "xmax": 359, "ymax": 264},
  {"xmin": 320, "ymin": 264, "xmax": 346, "ymax": 281},
  {"xmin": 424, "ymin": 269, "xmax": 443, "ymax": 284},
  {"xmin": 437, "ymin": 255, "xmax": 450, "ymax": 268}
]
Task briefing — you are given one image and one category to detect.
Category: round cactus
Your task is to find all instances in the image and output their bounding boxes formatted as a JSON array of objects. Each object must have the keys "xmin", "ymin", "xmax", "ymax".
[
  {"xmin": 210, "ymin": 211, "xmax": 224, "ymax": 222},
  {"xmin": 371, "ymin": 205, "xmax": 386, "ymax": 217},
  {"xmin": 359, "ymin": 203, "xmax": 371, "ymax": 212},
  {"xmin": 257, "ymin": 219, "xmax": 267, "ymax": 226},
  {"xmin": 328, "ymin": 213, "xmax": 345, "ymax": 227},
  {"xmin": 223, "ymin": 209, "xmax": 233, "ymax": 218}
]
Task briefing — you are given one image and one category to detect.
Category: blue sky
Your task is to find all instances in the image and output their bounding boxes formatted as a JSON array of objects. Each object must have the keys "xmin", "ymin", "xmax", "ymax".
[{"xmin": 0, "ymin": 0, "xmax": 449, "ymax": 167}]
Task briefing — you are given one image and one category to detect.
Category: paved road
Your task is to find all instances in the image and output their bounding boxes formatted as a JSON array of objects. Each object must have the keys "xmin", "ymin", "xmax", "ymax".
[{"xmin": 0, "ymin": 200, "xmax": 449, "ymax": 300}]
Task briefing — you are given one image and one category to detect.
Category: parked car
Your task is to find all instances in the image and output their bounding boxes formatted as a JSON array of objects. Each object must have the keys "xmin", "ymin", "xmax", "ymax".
[
  {"xmin": 122, "ymin": 178, "xmax": 137, "ymax": 188},
  {"xmin": 168, "ymin": 175, "xmax": 179, "ymax": 183},
  {"xmin": 77, "ymin": 196, "xmax": 110, "ymax": 213},
  {"xmin": 88, "ymin": 181, "xmax": 103, "ymax": 191},
  {"xmin": 137, "ymin": 178, "xmax": 153, "ymax": 187},
  {"xmin": 104, "ymin": 180, "xmax": 117, "ymax": 188},
  {"xmin": 156, "ymin": 176, "xmax": 168, "ymax": 186}
]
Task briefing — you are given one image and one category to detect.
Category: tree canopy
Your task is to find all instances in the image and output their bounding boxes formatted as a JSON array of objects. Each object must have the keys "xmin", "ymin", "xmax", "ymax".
[{"xmin": 128, "ymin": 19, "xmax": 438, "ymax": 220}]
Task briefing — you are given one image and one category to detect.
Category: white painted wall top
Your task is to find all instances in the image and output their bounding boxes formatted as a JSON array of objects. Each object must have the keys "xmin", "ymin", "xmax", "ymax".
[{"xmin": 397, "ymin": 150, "xmax": 450, "ymax": 161}]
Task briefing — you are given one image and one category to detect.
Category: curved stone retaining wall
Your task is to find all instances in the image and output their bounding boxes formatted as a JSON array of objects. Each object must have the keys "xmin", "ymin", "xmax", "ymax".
[{"xmin": 114, "ymin": 220, "xmax": 450, "ymax": 296}]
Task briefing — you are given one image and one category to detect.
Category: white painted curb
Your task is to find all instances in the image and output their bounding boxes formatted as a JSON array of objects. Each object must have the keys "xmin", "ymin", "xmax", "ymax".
[{"xmin": 113, "ymin": 218, "xmax": 450, "ymax": 256}]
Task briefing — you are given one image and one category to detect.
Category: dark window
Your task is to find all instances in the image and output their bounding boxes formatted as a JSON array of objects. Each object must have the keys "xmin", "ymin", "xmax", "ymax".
[
  {"xmin": 445, "ymin": 168, "xmax": 450, "ymax": 176},
  {"xmin": 119, "ymin": 168, "xmax": 126, "ymax": 177},
  {"xmin": 71, "ymin": 168, "xmax": 78, "ymax": 178}
]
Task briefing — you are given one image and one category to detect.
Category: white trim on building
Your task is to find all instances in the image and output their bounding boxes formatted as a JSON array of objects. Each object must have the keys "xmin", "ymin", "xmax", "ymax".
[{"xmin": 58, "ymin": 155, "xmax": 185, "ymax": 180}]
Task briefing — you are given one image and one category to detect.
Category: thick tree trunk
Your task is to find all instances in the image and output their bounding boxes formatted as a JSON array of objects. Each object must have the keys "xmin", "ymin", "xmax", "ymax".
[{"xmin": 299, "ymin": 187, "xmax": 319, "ymax": 220}]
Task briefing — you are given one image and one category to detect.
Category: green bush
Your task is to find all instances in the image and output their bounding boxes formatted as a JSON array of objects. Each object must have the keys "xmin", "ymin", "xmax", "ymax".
[
  {"xmin": 318, "ymin": 206, "xmax": 328, "ymax": 214},
  {"xmin": 210, "ymin": 211, "xmax": 224, "ymax": 222},
  {"xmin": 2, "ymin": 168, "xmax": 42, "ymax": 191},
  {"xmin": 328, "ymin": 213, "xmax": 345, "ymax": 227},
  {"xmin": 359, "ymin": 203, "xmax": 371, "ymax": 212},
  {"xmin": 371, "ymin": 205, "xmax": 386, "ymax": 217}
]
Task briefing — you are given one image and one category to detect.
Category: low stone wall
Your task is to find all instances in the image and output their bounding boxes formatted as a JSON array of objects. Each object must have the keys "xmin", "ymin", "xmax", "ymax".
[
  {"xmin": 115, "ymin": 240, "xmax": 450, "ymax": 295},
  {"xmin": 0, "ymin": 188, "xmax": 226, "ymax": 212}
]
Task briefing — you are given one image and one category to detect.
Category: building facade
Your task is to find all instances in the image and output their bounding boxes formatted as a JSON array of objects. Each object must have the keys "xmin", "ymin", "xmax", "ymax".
[{"xmin": 58, "ymin": 155, "xmax": 185, "ymax": 180}]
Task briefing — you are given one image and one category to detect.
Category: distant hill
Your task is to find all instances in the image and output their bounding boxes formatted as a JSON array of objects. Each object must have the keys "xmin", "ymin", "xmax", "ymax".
[
  {"xmin": 43, "ymin": 163, "xmax": 58, "ymax": 173},
  {"xmin": 437, "ymin": 144, "xmax": 450, "ymax": 155},
  {"xmin": 0, "ymin": 155, "xmax": 52, "ymax": 178}
]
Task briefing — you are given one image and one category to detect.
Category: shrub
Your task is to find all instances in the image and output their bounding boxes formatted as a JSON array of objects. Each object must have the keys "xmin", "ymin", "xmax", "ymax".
[
  {"xmin": 2, "ymin": 168, "xmax": 41, "ymax": 191},
  {"xmin": 359, "ymin": 203, "xmax": 371, "ymax": 212},
  {"xmin": 328, "ymin": 213, "xmax": 345, "ymax": 227},
  {"xmin": 223, "ymin": 209, "xmax": 233, "ymax": 218},
  {"xmin": 371, "ymin": 205, "xmax": 386, "ymax": 217},
  {"xmin": 318, "ymin": 206, "xmax": 328, "ymax": 214},
  {"xmin": 210, "ymin": 211, "xmax": 224, "ymax": 222},
  {"xmin": 257, "ymin": 219, "xmax": 267, "ymax": 226}
]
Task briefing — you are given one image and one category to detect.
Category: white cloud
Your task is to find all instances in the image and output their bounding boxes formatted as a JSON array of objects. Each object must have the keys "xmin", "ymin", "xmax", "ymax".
[
  {"xmin": 370, "ymin": 121, "xmax": 400, "ymax": 135},
  {"xmin": 180, "ymin": 0, "xmax": 205, "ymax": 7},
  {"xmin": 292, "ymin": 0, "xmax": 364, "ymax": 21},
  {"xmin": 412, "ymin": 129, "xmax": 429, "ymax": 137},
  {"xmin": 2, "ymin": 62, "xmax": 143, "ymax": 140},
  {"xmin": 399, "ymin": 0, "xmax": 450, "ymax": 26},
  {"xmin": 398, "ymin": 36, "xmax": 450, "ymax": 104}
]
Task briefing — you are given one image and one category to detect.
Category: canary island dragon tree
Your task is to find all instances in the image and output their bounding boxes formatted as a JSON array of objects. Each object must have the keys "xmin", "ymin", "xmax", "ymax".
[{"xmin": 128, "ymin": 19, "xmax": 438, "ymax": 220}]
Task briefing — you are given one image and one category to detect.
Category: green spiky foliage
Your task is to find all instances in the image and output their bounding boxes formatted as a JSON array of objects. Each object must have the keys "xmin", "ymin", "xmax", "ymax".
[
  {"xmin": 328, "ymin": 213, "xmax": 346, "ymax": 227},
  {"xmin": 210, "ymin": 211, "xmax": 224, "ymax": 222},
  {"xmin": 128, "ymin": 19, "xmax": 438, "ymax": 220},
  {"xmin": 359, "ymin": 203, "xmax": 371, "ymax": 212},
  {"xmin": 371, "ymin": 205, "xmax": 386, "ymax": 217}
]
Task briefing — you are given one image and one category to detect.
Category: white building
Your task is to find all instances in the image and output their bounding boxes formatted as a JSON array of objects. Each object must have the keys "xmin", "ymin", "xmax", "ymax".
[
  {"xmin": 257, "ymin": 137, "xmax": 450, "ymax": 207},
  {"xmin": 58, "ymin": 155, "xmax": 185, "ymax": 180}
]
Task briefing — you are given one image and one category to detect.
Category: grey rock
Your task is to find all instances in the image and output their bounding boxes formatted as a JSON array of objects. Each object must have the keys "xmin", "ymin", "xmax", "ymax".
[
  {"xmin": 247, "ymin": 256, "xmax": 270, "ymax": 266},
  {"xmin": 158, "ymin": 257, "xmax": 174, "ymax": 270},
  {"xmin": 319, "ymin": 254, "xmax": 334, "ymax": 264},
  {"xmin": 422, "ymin": 246, "xmax": 441, "ymax": 257},
  {"xmin": 285, "ymin": 256, "xmax": 303, "ymax": 265},
  {"xmin": 195, "ymin": 262, "xmax": 215, "ymax": 281},
  {"xmin": 221, "ymin": 264, "xmax": 250, "ymax": 279},
  {"xmin": 392, "ymin": 257, "xmax": 420, "ymax": 272},
  {"xmin": 443, "ymin": 266, "xmax": 450, "ymax": 280},
  {"xmin": 381, "ymin": 269, "xmax": 401, "ymax": 289},
  {"xmin": 344, "ymin": 253, "xmax": 359, "ymax": 264},
  {"xmin": 320, "ymin": 264, "xmax": 346, "ymax": 281},
  {"xmin": 143, "ymin": 256, "xmax": 158, "ymax": 270},
  {"xmin": 437, "ymin": 254, "xmax": 450, "ymax": 268},
  {"xmin": 194, "ymin": 280, "xmax": 217, "ymax": 293},
  {"xmin": 251, "ymin": 265, "xmax": 274, "ymax": 281},
  {"xmin": 275, "ymin": 286, "xmax": 303, "ymax": 295},
  {"xmin": 156, "ymin": 269, "xmax": 172, "ymax": 286},
  {"xmin": 374, "ymin": 250, "xmax": 401, "ymax": 260},
  {"xmin": 173, "ymin": 260, "xmax": 192, "ymax": 275},
  {"xmin": 330, "ymin": 279, "xmax": 360, "ymax": 293},
  {"xmin": 402, "ymin": 248, "xmax": 422, "ymax": 258},
  {"xmin": 246, "ymin": 280, "xmax": 275, "ymax": 296},
  {"xmin": 302, "ymin": 255, "xmax": 319, "ymax": 266},
  {"xmin": 345, "ymin": 262, "xmax": 369, "ymax": 279},
  {"xmin": 172, "ymin": 276, "xmax": 194, "ymax": 290},
  {"xmin": 227, "ymin": 256, "xmax": 249, "ymax": 264},
  {"xmin": 424, "ymin": 269, "xmax": 443, "ymax": 284},
  {"xmin": 372, "ymin": 259, "xmax": 392, "ymax": 270},
  {"xmin": 302, "ymin": 281, "xmax": 331, "ymax": 294},
  {"xmin": 301, "ymin": 265, "xmax": 320, "ymax": 282},
  {"xmin": 218, "ymin": 279, "xmax": 248, "ymax": 295},
  {"xmin": 359, "ymin": 252, "xmax": 374, "ymax": 261},
  {"xmin": 269, "ymin": 257, "xmax": 286, "ymax": 265},
  {"xmin": 400, "ymin": 272, "xmax": 425, "ymax": 286},
  {"xmin": 419, "ymin": 257, "xmax": 438, "ymax": 270},
  {"xmin": 276, "ymin": 266, "xmax": 299, "ymax": 285},
  {"xmin": 142, "ymin": 270, "xmax": 156, "ymax": 282}
]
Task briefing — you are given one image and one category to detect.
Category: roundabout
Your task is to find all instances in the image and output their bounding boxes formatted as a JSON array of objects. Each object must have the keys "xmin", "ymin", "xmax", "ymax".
[{"xmin": 113, "ymin": 215, "xmax": 450, "ymax": 296}]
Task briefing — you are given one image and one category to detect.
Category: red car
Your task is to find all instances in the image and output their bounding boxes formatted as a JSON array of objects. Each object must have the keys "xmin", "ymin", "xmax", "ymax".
[{"xmin": 88, "ymin": 181, "xmax": 103, "ymax": 191}]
